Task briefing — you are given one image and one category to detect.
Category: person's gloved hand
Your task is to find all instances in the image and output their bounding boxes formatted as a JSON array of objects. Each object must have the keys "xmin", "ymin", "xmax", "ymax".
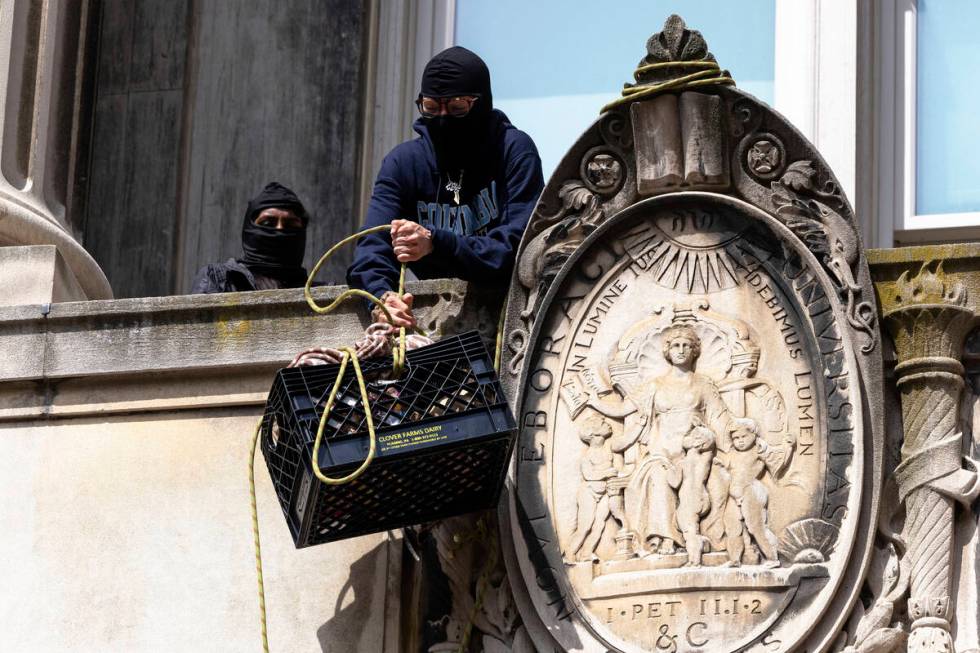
[
  {"xmin": 391, "ymin": 219, "xmax": 433, "ymax": 262},
  {"xmin": 373, "ymin": 291, "xmax": 416, "ymax": 329}
]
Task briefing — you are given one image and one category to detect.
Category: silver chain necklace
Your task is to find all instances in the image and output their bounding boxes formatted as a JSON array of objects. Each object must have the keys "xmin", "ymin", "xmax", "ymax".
[{"xmin": 445, "ymin": 169, "xmax": 464, "ymax": 205}]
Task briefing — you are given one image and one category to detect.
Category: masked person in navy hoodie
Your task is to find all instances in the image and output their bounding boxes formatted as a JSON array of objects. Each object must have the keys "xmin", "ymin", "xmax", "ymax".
[{"xmin": 347, "ymin": 47, "xmax": 544, "ymax": 328}]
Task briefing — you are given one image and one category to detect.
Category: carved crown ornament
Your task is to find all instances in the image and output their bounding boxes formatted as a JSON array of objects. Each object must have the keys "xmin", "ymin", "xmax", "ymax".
[
  {"xmin": 601, "ymin": 15, "xmax": 734, "ymax": 113},
  {"xmin": 500, "ymin": 14, "xmax": 885, "ymax": 653}
]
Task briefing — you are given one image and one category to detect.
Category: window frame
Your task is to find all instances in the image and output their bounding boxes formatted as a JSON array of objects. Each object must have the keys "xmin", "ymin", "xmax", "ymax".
[
  {"xmin": 877, "ymin": 0, "xmax": 980, "ymax": 243},
  {"xmin": 357, "ymin": 0, "xmax": 455, "ymax": 217}
]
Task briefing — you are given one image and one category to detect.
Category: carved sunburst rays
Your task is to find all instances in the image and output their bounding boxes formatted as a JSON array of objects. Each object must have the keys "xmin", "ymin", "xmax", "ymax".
[
  {"xmin": 778, "ymin": 518, "xmax": 839, "ymax": 564},
  {"xmin": 631, "ymin": 235, "xmax": 741, "ymax": 294}
]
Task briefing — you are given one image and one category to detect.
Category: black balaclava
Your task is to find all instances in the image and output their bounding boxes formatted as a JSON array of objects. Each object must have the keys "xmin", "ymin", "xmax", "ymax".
[
  {"xmin": 419, "ymin": 46, "xmax": 494, "ymax": 175},
  {"xmin": 240, "ymin": 182, "xmax": 309, "ymax": 286}
]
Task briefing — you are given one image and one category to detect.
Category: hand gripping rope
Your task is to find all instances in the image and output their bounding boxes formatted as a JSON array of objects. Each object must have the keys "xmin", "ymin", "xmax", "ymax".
[{"xmin": 246, "ymin": 224, "xmax": 504, "ymax": 651}]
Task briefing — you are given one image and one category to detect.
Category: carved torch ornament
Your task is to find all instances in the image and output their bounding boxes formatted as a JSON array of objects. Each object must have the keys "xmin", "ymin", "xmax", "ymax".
[{"xmin": 883, "ymin": 262, "xmax": 980, "ymax": 653}]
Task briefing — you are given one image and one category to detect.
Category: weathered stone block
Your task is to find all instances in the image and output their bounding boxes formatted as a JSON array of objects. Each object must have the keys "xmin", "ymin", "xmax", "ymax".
[{"xmin": 0, "ymin": 245, "xmax": 86, "ymax": 306}]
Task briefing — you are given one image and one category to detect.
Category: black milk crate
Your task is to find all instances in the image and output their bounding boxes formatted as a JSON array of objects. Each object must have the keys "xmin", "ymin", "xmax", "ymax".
[{"xmin": 260, "ymin": 330, "xmax": 517, "ymax": 548}]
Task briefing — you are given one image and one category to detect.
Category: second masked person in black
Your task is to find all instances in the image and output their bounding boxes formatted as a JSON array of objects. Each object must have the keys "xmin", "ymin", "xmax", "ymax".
[
  {"xmin": 192, "ymin": 182, "xmax": 311, "ymax": 294},
  {"xmin": 347, "ymin": 46, "xmax": 544, "ymax": 328}
]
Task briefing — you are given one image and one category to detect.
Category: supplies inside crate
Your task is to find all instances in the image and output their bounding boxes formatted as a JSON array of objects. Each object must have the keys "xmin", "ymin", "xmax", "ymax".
[{"xmin": 260, "ymin": 330, "xmax": 517, "ymax": 548}]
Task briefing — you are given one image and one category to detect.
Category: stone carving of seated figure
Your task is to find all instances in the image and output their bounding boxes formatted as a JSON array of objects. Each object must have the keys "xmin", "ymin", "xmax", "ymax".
[
  {"xmin": 722, "ymin": 417, "xmax": 796, "ymax": 568},
  {"xmin": 586, "ymin": 323, "xmax": 735, "ymax": 565}
]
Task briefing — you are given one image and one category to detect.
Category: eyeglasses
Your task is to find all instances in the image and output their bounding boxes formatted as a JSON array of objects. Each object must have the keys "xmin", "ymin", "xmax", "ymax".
[{"xmin": 416, "ymin": 96, "xmax": 478, "ymax": 118}]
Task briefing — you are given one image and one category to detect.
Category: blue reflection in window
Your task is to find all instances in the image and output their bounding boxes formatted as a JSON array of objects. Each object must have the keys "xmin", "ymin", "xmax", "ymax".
[
  {"xmin": 916, "ymin": 0, "xmax": 980, "ymax": 215},
  {"xmin": 455, "ymin": 1, "xmax": 775, "ymax": 179}
]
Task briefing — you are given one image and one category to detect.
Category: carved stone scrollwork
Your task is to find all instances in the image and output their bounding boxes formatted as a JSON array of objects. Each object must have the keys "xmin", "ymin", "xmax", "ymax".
[
  {"xmin": 771, "ymin": 160, "xmax": 878, "ymax": 353},
  {"xmin": 838, "ymin": 541, "xmax": 908, "ymax": 653},
  {"xmin": 730, "ymin": 96, "xmax": 764, "ymax": 140},
  {"xmin": 422, "ymin": 513, "xmax": 535, "ymax": 653},
  {"xmin": 883, "ymin": 262, "xmax": 980, "ymax": 653},
  {"xmin": 510, "ymin": 180, "xmax": 604, "ymax": 374},
  {"xmin": 599, "ymin": 110, "xmax": 634, "ymax": 151},
  {"xmin": 511, "ymin": 147, "xmax": 631, "ymax": 375}
]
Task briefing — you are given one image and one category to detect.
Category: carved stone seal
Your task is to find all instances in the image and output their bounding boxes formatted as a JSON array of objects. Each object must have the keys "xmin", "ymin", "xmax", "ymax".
[
  {"xmin": 508, "ymin": 195, "xmax": 871, "ymax": 652},
  {"xmin": 500, "ymin": 17, "xmax": 883, "ymax": 653}
]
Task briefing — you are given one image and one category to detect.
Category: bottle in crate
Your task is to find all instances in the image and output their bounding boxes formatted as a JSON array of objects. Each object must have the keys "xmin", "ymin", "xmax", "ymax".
[{"xmin": 260, "ymin": 331, "xmax": 517, "ymax": 548}]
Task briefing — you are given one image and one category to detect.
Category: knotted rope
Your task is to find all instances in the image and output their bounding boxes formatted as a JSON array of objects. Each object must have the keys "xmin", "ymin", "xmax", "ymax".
[{"xmin": 601, "ymin": 60, "xmax": 734, "ymax": 113}]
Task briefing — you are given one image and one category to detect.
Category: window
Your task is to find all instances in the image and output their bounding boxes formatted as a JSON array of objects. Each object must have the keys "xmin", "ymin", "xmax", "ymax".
[
  {"xmin": 915, "ymin": 0, "xmax": 980, "ymax": 217},
  {"xmin": 878, "ymin": 0, "xmax": 980, "ymax": 242},
  {"xmin": 367, "ymin": 1, "xmax": 980, "ymax": 248},
  {"xmin": 455, "ymin": 1, "xmax": 776, "ymax": 180}
]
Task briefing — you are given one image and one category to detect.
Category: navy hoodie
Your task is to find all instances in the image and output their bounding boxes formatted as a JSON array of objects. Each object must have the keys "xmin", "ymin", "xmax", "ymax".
[{"xmin": 346, "ymin": 109, "xmax": 544, "ymax": 299}]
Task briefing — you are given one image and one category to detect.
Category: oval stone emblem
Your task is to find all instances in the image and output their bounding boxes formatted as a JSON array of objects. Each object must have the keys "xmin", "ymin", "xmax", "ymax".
[{"xmin": 509, "ymin": 195, "xmax": 867, "ymax": 652}]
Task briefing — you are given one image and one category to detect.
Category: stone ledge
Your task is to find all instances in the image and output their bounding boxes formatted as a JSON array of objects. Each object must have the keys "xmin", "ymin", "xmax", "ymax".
[{"xmin": 0, "ymin": 278, "xmax": 503, "ymax": 419}]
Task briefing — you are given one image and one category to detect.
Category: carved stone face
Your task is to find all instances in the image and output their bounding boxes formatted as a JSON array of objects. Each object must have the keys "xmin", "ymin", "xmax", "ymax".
[
  {"xmin": 662, "ymin": 326, "xmax": 701, "ymax": 369},
  {"xmin": 731, "ymin": 425, "xmax": 757, "ymax": 451},
  {"xmin": 582, "ymin": 416, "xmax": 613, "ymax": 442},
  {"xmin": 667, "ymin": 336, "xmax": 696, "ymax": 367}
]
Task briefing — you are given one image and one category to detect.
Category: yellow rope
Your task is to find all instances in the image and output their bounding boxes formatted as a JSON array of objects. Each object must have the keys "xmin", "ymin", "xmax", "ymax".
[
  {"xmin": 310, "ymin": 347, "xmax": 378, "ymax": 484},
  {"xmin": 303, "ymin": 224, "xmax": 412, "ymax": 375},
  {"xmin": 601, "ymin": 59, "xmax": 734, "ymax": 113},
  {"xmin": 246, "ymin": 347, "xmax": 376, "ymax": 652},
  {"xmin": 249, "ymin": 226, "xmax": 404, "ymax": 650},
  {"xmin": 456, "ymin": 516, "xmax": 499, "ymax": 653},
  {"xmin": 248, "ymin": 419, "xmax": 270, "ymax": 653},
  {"xmin": 631, "ymin": 59, "xmax": 718, "ymax": 80},
  {"xmin": 494, "ymin": 309, "xmax": 505, "ymax": 373}
]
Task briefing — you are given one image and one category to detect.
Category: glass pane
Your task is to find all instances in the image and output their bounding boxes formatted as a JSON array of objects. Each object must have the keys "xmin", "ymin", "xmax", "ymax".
[
  {"xmin": 455, "ymin": 1, "xmax": 775, "ymax": 179},
  {"xmin": 916, "ymin": 0, "xmax": 980, "ymax": 215}
]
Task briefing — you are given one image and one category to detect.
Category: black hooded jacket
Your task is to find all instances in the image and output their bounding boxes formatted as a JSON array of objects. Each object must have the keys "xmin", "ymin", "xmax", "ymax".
[
  {"xmin": 347, "ymin": 47, "xmax": 544, "ymax": 299},
  {"xmin": 191, "ymin": 182, "xmax": 310, "ymax": 294}
]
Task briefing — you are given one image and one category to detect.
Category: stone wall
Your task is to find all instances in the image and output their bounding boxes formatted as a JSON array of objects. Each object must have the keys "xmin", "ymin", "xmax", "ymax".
[
  {"xmin": 0, "ymin": 264, "xmax": 502, "ymax": 651},
  {"xmin": 80, "ymin": 0, "xmax": 369, "ymax": 297},
  {"xmin": 0, "ymin": 0, "xmax": 110, "ymax": 300}
]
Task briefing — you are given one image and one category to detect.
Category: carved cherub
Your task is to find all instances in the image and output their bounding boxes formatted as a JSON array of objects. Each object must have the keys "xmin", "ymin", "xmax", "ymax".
[
  {"xmin": 678, "ymin": 422, "xmax": 716, "ymax": 566},
  {"xmin": 722, "ymin": 417, "xmax": 795, "ymax": 568},
  {"xmin": 568, "ymin": 415, "xmax": 618, "ymax": 562}
]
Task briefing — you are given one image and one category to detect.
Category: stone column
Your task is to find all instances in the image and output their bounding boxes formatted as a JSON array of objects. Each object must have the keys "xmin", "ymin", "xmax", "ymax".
[
  {"xmin": 883, "ymin": 262, "xmax": 978, "ymax": 652},
  {"xmin": 0, "ymin": 0, "xmax": 110, "ymax": 300}
]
